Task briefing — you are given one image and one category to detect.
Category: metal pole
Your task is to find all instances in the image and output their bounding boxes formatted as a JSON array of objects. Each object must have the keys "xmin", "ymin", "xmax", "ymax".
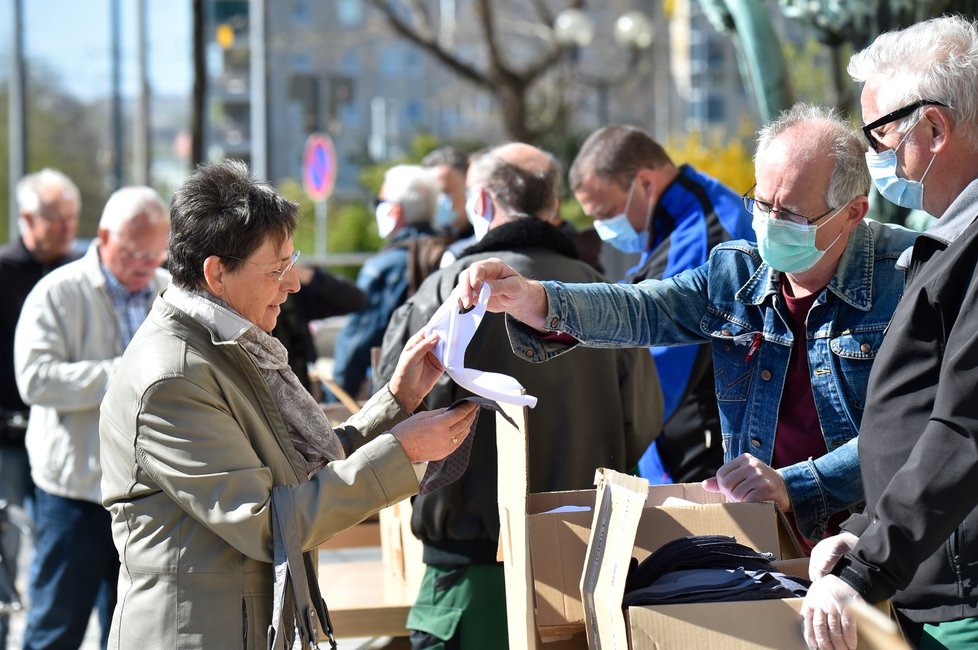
[
  {"xmin": 315, "ymin": 199, "xmax": 327, "ymax": 257},
  {"xmin": 248, "ymin": 0, "xmax": 267, "ymax": 180},
  {"xmin": 134, "ymin": 0, "xmax": 151, "ymax": 186},
  {"xmin": 8, "ymin": 0, "xmax": 26, "ymax": 242},
  {"xmin": 110, "ymin": 0, "xmax": 123, "ymax": 190}
]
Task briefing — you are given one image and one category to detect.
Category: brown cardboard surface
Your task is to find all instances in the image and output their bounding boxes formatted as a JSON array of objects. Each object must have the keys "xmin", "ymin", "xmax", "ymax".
[
  {"xmin": 627, "ymin": 598, "xmax": 904, "ymax": 650},
  {"xmin": 379, "ymin": 499, "xmax": 424, "ymax": 594},
  {"xmin": 628, "ymin": 598, "xmax": 811, "ymax": 650}
]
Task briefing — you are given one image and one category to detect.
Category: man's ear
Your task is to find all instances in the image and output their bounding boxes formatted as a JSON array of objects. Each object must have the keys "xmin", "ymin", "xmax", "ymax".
[
  {"xmin": 389, "ymin": 202, "xmax": 405, "ymax": 228},
  {"xmin": 202, "ymin": 255, "xmax": 226, "ymax": 296},
  {"xmin": 925, "ymin": 105, "xmax": 952, "ymax": 154},
  {"xmin": 845, "ymin": 195, "xmax": 870, "ymax": 231},
  {"xmin": 97, "ymin": 227, "xmax": 111, "ymax": 247}
]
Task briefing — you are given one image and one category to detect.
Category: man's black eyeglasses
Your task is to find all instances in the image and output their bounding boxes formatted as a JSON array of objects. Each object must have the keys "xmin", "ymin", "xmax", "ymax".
[{"xmin": 862, "ymin": 100, "xmax": 947, "ymax": 152}]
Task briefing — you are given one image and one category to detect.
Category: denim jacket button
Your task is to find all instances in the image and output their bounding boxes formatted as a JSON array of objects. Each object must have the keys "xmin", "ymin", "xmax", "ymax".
[
  {"xmin": 525, "ymin": 349, "xmax": 534, "ymax": 358},
  {"xmin": 750, "ymin": 438, "xmax": 762, "ymax": 448},
  {"xmin": 550, "ymin": 317, "xmax": 559, "ymax": 328},
  {"xmin": 721, "ymin": 328, "xmax": 732, "ymax": 336},
  {"xmin": 760, "ymin": 369, "xmax": 772, "ymax": 380},
  {"xmin": 860, "ymin": 343, "xmax": 872, "ymax": 354}
]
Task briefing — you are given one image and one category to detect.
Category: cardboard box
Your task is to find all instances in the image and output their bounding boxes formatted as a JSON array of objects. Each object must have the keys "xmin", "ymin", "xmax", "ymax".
[
  {"xmin": 494, "ymin": 403, "xmax": 800, "ymax": 648},
  {"xmin": 379, "ymin": 498, "xmax": 425, "ymax": 596},
  {"xmin": 582, "ymin": 468, "xmax": 909, "ymax": 650}
]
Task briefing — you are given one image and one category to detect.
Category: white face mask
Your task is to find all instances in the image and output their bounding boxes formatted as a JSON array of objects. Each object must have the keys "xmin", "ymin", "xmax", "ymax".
[
  {"xmin": 375, "ymin": 201, "xmax": 397, "ymax": 238},
  {"xmin": 464, "ymin": 188, "xmax": 493, "ymax": 241}
]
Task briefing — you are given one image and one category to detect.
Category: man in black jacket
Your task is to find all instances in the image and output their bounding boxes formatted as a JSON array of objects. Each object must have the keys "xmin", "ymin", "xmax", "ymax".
[
  {"xmin": 0, "ymin": 169, "xmax": 79, "ymax": 646},
  {"xmin": 802, "ymin": 16, "xmax": 978, "ymax": 650},
  {"xmin": 378, "ymin": 142, "xmax": 661, "ymax": 650}
]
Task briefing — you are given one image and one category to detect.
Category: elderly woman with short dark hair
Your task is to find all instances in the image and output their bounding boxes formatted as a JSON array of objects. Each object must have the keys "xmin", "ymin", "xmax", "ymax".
[{"xmin": 99, "ymin": 160, "xmax": 476, "ymax": 650}]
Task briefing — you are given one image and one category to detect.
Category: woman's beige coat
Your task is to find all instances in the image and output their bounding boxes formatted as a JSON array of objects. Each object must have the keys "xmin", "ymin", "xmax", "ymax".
[{"xmin": 99, "ymin": 295, "xmax": 420, "ymax": 649}]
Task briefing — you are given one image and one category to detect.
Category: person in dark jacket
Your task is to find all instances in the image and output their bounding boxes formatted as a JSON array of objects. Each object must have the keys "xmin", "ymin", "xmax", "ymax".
[
  {"xmin": 378, "ymin": 142, "xmax": 662, "ymax": 650},
  {"xmin": 0, "ymin": 168, "xmax": 80, "ymax": 646},
  {"xmin": 569, "ymin": 125, "xmax": 755, "ymax": 484},
  {"xmin": 802, "ymin": 16, "xmax": 978, "ymax": 650},
  {"xmin": 332, "ymin": 165, "xmax": 439, "ymax": 400},
  {"xmin": 271, "ymin": 265, "xmax": 365, "ymax": 394}
]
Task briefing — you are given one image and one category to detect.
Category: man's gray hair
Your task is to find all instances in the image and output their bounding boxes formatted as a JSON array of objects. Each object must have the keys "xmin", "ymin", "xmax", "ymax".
[
  {"xmin": 16, "ymin": 168, "xmax": 81, "ymax": 232},
  {"xmin": 848, "ymin": 15, "xmax": 978, "ymax": 146},
  {"xmin": 755, "ymin": 103, "xmax": 870, "ymax": 208},
  {"xmin": 467, "ymin": 146, "xmax": 559, "ymax": 220},
  {"xmin": 383, "ymin": 164, "xmax": 438, "ymax": 225},
  {"xmin": 99, "ymin": 186, "xmax": 169, "ymax": 234}
]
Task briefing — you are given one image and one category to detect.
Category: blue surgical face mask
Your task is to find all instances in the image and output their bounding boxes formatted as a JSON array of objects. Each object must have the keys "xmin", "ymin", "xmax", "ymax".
[
  {"xmin": 592, "ymin": 179, "xmax": 651, "ymax": 254},
  {"xmin": 752, "ymin": 205, "xmax": 845, "ymax": 274},
  {"xmin": 464, "ymin": 189, "xmax": 493, "ymax": 241},
  {"xmin": 434, "ymin": 192, "xmax": 457, "ymax": 229},
  {"xmin": 865, "ymin": 116, "xmax": 938, "ymax": 210}
]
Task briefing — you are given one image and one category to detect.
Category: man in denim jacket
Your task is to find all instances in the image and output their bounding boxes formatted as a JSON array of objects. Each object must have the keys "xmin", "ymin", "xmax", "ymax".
[{"xmin": 455, "ymin": 104, "xmax": 919, "ymax": 548}]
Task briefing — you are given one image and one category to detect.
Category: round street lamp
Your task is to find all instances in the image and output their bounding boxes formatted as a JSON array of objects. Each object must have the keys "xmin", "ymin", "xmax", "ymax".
[{"xmin": 554, "ymin": 7, "xmax": 655, "ymax": 125}]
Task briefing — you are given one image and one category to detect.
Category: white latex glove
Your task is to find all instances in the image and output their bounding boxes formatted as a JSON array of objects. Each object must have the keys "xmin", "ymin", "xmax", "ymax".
[
  {"xmin": 809, "ymin": 532, "xmax": 859, "ymax": 581},
  {"xmin": 801, "ymin": 575, "xmax": 861, "ymax": 650}
]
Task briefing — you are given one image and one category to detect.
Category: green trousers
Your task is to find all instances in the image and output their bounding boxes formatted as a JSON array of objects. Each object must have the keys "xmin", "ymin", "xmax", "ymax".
[
  {"xmin": 919, "ymin": 616, "xmax": 978, "ymax": 649},
  {"xmin": 405, "ymin": 563, "xmax": 508, "ymax": 650}
]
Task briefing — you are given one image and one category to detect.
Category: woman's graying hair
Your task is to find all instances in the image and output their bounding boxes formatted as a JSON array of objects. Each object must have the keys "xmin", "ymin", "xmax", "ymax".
[
  {"xmin": 167, "ymin": 159, "xmax": 299, "ymax": 289},
  {"xmin": 848, "ymin": 15, "xmax": 978, "ymax": 146},
  {"xmin": 755, "ymin": 103, "xmax": 870, "ymax": 209}
]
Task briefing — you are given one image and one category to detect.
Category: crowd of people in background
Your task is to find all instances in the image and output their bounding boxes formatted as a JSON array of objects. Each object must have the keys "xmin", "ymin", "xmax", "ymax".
[{"xmin": 0, "ymin": 13, "xmax": 978, "ymax": 650}]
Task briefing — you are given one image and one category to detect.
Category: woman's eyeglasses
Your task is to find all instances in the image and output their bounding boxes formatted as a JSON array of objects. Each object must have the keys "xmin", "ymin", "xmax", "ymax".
[{"xmin": 222, "ymin": 250, "xmax": 300, "ymax": 281}]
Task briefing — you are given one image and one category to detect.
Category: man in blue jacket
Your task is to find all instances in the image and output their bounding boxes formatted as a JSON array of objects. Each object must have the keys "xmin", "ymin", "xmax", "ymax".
[
  {"xmin": 456, "ymin": 104, "xmax": 919, "ymax": 552},
  {"xmin": 569, "ymin": 125, "xmax": 755, "ymax": 484}
]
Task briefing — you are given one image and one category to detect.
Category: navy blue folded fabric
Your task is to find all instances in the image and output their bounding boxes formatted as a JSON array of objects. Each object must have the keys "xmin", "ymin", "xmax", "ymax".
[{"xmin": 622, "ymin": 535, "xmax": 810, "ymax": 606}]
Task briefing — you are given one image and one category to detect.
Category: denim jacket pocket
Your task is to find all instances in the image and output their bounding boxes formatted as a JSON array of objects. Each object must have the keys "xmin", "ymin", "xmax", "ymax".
[
  {"xmin": 828, "ymin": 328, "xmax": 887, "ymax": 410},
  {"xmin": 702, "ymin": 312, "xmax": 758, "ymax": 403}
]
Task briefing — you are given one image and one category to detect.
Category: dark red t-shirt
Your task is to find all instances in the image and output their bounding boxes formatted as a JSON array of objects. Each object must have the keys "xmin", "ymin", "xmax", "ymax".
[{"xmin": 773, "ymin": 284, "xmax": 846, "ymax": 553}]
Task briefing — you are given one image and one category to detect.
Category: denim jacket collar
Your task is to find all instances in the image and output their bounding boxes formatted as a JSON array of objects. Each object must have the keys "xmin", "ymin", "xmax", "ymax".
[{"xmin": 736, "ymin": 220, "xmax": 875, "ymax": 312}]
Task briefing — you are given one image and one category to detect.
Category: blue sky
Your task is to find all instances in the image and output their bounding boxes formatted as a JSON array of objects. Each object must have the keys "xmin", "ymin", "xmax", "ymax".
[{"xmin": 16, "ymin": 0, "xmax": 192, "ymax": 100}]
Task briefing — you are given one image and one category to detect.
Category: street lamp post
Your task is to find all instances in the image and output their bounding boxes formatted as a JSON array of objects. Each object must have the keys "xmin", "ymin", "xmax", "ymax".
[{"xmin": 553, "ymin": 8, "xmax": 655, "ymax": 126}]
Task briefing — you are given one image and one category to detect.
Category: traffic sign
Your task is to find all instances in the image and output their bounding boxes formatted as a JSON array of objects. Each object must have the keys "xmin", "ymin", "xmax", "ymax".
[{"xmin": 302, "ymin": 133, "xmax": 337, "ymax": 202}]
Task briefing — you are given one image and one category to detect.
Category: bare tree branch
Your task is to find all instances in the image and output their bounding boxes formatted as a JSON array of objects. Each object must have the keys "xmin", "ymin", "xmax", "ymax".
[
  {"xmin": 475, "ymin": 0, "xmax": 514, "ymax": 80},
  {"xmin": 365, "ymin": 0, "xmax": 490, "ymax": 87},
  {"xmin": 403, "ymin": 0, "xmax": 434, "ymax": 41}
]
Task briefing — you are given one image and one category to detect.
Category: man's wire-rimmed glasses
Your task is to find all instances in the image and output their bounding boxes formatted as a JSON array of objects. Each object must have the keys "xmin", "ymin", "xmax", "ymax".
[{"xmin": 741, "ymin": 185, "xmax": 836, "ymax": 227}]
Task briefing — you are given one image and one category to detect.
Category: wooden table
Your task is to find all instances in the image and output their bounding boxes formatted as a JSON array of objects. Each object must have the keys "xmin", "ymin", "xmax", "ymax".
[{"xmin": 318, "ymin": 547, "xmax": 418, "ymax": 639}]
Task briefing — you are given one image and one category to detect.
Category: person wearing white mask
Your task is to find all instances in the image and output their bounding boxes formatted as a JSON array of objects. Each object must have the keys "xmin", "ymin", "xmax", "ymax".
[
  {"xmin": 332, "ymin": 165, "xmax": 439, "ymax": 400},
  {"xmin": 568, "ymin": 125, "xmax": 756, "ymax": 486},
  {"xmin": 453, "ymin": 104, "xmax": 919, "ymax": 557},
  {"xmin": 802, "ymin": 16, "xmax": 978, "ymax": 650}
]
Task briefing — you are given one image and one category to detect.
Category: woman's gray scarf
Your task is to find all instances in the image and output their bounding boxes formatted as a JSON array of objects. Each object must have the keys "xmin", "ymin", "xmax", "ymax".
[
  {"xmin": 191, "ymin": 290, "xmax": 344, "ymax": 474},
  {"xmin": 237, "ymin": 326, "xmax": 346, "ymax": 474}
]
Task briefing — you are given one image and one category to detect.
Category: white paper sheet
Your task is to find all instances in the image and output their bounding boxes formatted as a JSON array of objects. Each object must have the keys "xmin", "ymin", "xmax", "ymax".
[{"xmin": 423, "ymin": 283, "xmax": 538, "ymax": 408}]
